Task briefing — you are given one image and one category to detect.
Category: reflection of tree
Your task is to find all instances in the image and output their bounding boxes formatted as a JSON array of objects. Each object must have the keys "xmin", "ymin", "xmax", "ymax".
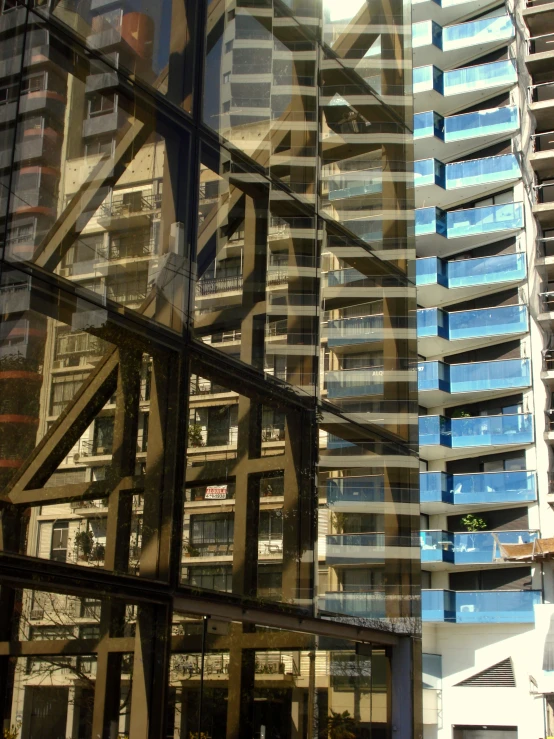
[
  {"xmin": 326, "ymin": 710, "xmax": 358, "ymax": 739},
  {"xmin": 17, "ymin": 592, "xmax": 134, "ymax": 737}
]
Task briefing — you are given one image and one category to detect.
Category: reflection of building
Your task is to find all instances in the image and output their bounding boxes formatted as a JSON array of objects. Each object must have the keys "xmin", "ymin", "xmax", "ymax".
[
  {"xmin": 0, "ymin": 2, "xmax": 419, "ymax": 739},
  {"xmin": 413, "ymin": 0, "xmax": 554, "ymax": 735}
]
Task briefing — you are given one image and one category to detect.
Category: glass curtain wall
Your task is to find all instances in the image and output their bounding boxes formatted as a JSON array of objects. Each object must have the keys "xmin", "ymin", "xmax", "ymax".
[{"xmin": 0, "ymin": 1, "xmax": 419, "ymax": 738}]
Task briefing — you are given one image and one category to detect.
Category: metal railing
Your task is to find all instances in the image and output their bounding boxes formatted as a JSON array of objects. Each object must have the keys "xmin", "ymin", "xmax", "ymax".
[
  {"xmin": 99, "ymin": 193, "xmax": 161, "ymax": 218},
  {"xmin": 196, "ymin": 274, "xmax": 243, "ymax": 296}
]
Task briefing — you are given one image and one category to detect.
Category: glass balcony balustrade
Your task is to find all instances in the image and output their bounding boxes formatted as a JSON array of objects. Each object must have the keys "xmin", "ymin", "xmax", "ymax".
[
  {"xmin": 324, "ymin": 315, "xmax": 384, "ymax": 347},
  {"xmin": 326, "ymin": 268, "xmax": 375, "ymax": 288},
  {"xmin": 416, "ymin": 203, "xmax": 523, "ymax": 239},
  {"xmin": 444, "ymin": 105, "xmax": 519, "ymax": 142},
  {"xmin": 416, "ymin": 253, "xmax": 526, "ymax": 289},
  {"xmin": 442, "ymin": 14, "xmax": 514, "ymax": 51},
  {"xmin": 415, "ymin": 155, "xmax": 520, "ymax": 191},
  {"xmin": 443, "ymin": 58, "xmax": 517, "ymax": 95},
  {"xmin": 325, "ymin": 369, "xmax": 384, "ymax": 398},
  {"xmin": 414, "ymin": 59, "xmax": 516, "ymax": 98},
  {"xmin": 418, "ymin": 358, "xmax": 531, "ymax": 393},
  {"xmin": 321, "ymin": 592, "xmax": 387, "ymax": 619},
  {"xmin": 416, "ymin": 304, "xmax": 528, "ymax": 340},
  {"xmin": 326, "ymin": 533, "xmax": 386, "ymax": 565},
  {"xmin": 326, "ymin": 476, "xmax": 385, "ymax": 504},
  {"xmin": 414, "ymin": 110, "xmax": 445, "ymax": 140},
  {"xmin": 420, "ymin": 470, "xmax": 537, "ymax": 506},
  {"xmin": 413, "ymin": 15, "xmax": 513, "ymax": 52},
  {"xmin": 422, "ymin": 589, "xmax": 541, "ymax": 623},
  {"xmin": 420, "ymin": 529, "xmax": 538, "ymax": 564},
  {"xmin": 419, "ymin": 413, "xmax": 534, "ymax": 448}
]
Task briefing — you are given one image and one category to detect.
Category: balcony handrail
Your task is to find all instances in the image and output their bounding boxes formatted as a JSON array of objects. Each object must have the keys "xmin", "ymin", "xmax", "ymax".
[
  {"xmin": 423, "ymin": 588, "xmax": 540, "ymax": 593},
  {"xmin": 419, "ymin": 355, "xmax": 529, "ymax": 368},
  {"xmin": 444, "ymin": 301, "xmax": 526, "ymax": 317},
  {"xmin": 445, "ymin": 103, "xmax": 516, "ymax": 123},
  {"xmin": 327, "ymin": 364, "xmax": 385, "ymax": 373},
  {"xmin": 528, "ymin": 30, "xmax": 554, "ymax": 41},
  {"xmin": 445, "ymin": 199, "xmax": 522, "ymax": 215},
  {"xmin": 421, "ymin": 468, "xmax": 535, "ymax": 478},
  {"xmin": 422, "ymin": 528, "xmax": 538, "ymax": 535},
  {"xmin": 424, "ymin": 411, "xmax": 531, "ymax": 421},
  {"xmin": 443, "ymin": 55, "xmax": 516, "ymax": 74},
  {"xmin": 531, "ymin": 130, "xmax": 554, "ymax": 139},
  {"xmin": 418, "ymin": 250, "xmax": 524, "ymax": 266},
  {"xmin": 445, "ymin": 151, "xmax": 519, "ymax": 167}
]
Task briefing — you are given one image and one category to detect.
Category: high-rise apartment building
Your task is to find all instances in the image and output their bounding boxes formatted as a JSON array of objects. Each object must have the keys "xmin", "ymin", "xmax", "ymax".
[
  {"xmin": 0, "ymin": 2, "xmax": 420, "ymax": 738},
  {"xmin": 414, "ymin": 0, "xmax": 554, "ymax": 735}
]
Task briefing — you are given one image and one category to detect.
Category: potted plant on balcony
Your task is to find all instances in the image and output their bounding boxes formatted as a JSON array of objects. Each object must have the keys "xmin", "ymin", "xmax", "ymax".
[
  {"xmin": 74, "ymin": 530, "xmax": 94, "ymax": 561},
  {"xmin": 460, "ymin": 513, "xmax": 487, "ymax": 551},
  {"xmin": 187, "ymin": 423, "xmax": 205, "ymax": 448},
  {"xmin": 326, "ymin": 710, "xmax": 358, "ymax": 739}
]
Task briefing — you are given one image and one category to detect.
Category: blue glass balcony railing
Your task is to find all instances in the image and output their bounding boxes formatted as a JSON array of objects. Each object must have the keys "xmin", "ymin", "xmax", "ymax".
[
  {"xmin": 445, "ymin": 105, "xmax": 519, "ymax": 142},
  {"xmin": 416, "ymin": 203, "xmax": 524, "ymax": 239},
  {"xmin": 442, "ymin": 14, "xmax": 514, "ymax": 51},
  {"xmin": 443, "ymin": 58, "xmax": 517, "ymax": 96},
  {"xmin": 420, "ymin": 529, "xmax": 538, "ymax": 565},
  {"xmin": 415, "ymin": 155, "xmax": 520, "ymax": 191},
  {"xmin": 327, "ymin": 476, "xmax": 385, "ymax": 504},
  {"xmin": 420, "ymin": 531, "xmax": 455, "ymax": 563},
  {"xmin": 447, "ymin": 202, "xmax": 523, "ymax": 239},
  {"xmin": 414, "ymin": 59, "xmax": 517, "ymax": 98},
  {"xmin": 447, "ymin": 304, "xmax": 528, "ymax": 340},
  {"xmin": 419, "ymin": 413, "xmax": 534, "ymax": 448},
  {"xmin": 325, "ymin": 315, "xmax": 384, "ymax": 347},
  {"xmin": 413, "ymin": 20, "xmax": 442, "ymax": 48},
  {"xmin": 325, "ymin": 369, "xmax": 384, "ymax": 398},
  {"xmin": 416, "ymin": 304, "xmax": 529, "ymax": 340},
  {"xmin": 416, "ymin": 252, "xmax": 526, "ymax": 289},
  {"xmin": 420, "ymin": 470, "xmax": 537, "ymax": 506},
  {"xmin": 422, "ymin": 589, "xmax": 541, "ymax": 623},
  {"xmin": 418, "ymin": 358, "xmax": 531, "ymax": 394},
  {"xmin": 414, "ymin": 110, "xmax": 445, "ymax": 140}
]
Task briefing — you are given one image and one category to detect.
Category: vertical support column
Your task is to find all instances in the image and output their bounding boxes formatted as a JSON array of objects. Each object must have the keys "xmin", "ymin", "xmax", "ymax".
[
  {"xmin": 104, "ymin": 348, "xmax": 141, "ymax": 573},
  {"xmin": 225, "ymin": 625, "xmax": 255, "ymax": 739},
  {"xmin": 128, "ymin": 603, "xmax": 172, "ymax": 739},
  {"xmin": 91, "ymin": 608, "xmax": 125, "ymax": 739},
  {"xmin": 390, "ymin": 637, "xmax": 414, "ymax": 739}
]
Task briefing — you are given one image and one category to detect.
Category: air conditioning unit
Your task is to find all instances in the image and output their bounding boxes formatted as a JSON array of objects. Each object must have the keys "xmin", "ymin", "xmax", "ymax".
[
  {"xmin": 30, "ymin": 609, "xmax": 44, "ymax": 620},
  {"xmin": 73, "ymin": 452, "xmax": 81, "ymax": 462}
]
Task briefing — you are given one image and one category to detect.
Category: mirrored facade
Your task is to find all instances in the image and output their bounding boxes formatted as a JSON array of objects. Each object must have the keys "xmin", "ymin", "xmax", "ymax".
[{"xmin": 0, "ymin": 2, "xmax": 419, "ymax": 737}]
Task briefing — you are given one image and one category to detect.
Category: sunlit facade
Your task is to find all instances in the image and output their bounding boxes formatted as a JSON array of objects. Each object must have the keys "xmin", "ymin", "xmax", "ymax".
[{"xmin": 0, "ymin": 2, "xmax": 419, "ymax": 738}]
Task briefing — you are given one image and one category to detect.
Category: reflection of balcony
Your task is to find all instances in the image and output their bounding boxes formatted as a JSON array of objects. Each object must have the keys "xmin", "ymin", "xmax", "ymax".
[
  {"xmin": 422, "ymin": 589, "xmax": 541, "ymax": 623},
  {"xmin": 417, "ymin": 304, "xmax": 528, "ymax": 357},
  {"xmin": 320, "ymin": 592, "xmax": 387, "ymax": 619},
  {"xmin": 325, "ymin": 368, "xmax": 384, "ymax": 399},
  {"xmin": 323, "ymin": 315, "xmax": 384, "ymax": 348},
  {"xmin": 416, "ymin": 253, "xmax": 526, "ymax": 307},
  {"xmin": 196, "ymin": 275, "xmax": 243, "ymax": 297},
  {"xmin": 418, "ymin": 358, "xmax": 531, "ymax": 407},
  {"xmin": 419, "ymin": 414, "xmax": 534, "ymax": 460},
  {"xmin": 326, "ymin": 533, "xmax": 386, "ymax": 565},
  {"xmin": 420, "ymin": 470, "xmax": 537, "ymax": 509},
  {"xmin": 97, "ymin": 193, "xmax": 161, "ymax": 230},
  {"xmin": 326, "ymin": 476, "xmax": 385, "ymax": 507},
  {"xmin": 261, "ymin": 425, "xmax": 285, "ymax": 442}
]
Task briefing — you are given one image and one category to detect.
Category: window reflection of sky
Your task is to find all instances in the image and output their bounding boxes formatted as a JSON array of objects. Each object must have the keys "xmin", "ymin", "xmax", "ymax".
[{"xmin": 324, "ymin": 0, "xmax": 367, "ymax": 22}]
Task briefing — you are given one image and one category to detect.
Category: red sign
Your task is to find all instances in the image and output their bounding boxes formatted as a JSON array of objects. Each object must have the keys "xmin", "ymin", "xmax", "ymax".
[{"xmin": 205, "ymin": 485, "xmax": 227, "ymax": 500}]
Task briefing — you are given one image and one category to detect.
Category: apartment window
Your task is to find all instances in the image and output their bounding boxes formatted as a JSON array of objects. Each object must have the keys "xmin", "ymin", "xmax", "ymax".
[
  {"xmin": 223, "ymin": 72, "xmax": 231, "ymax": 84},
  {"xmin": 50, "ymin": 374, "xmax": 87, "ymax": 416},
  {"xmin": 259, "ymin": 510, "xmax": 283, "ymax": 541},
  {"xmin": 186, "ymin": 565, "xmax": 233, "ymax": 593},
  {"xmin": 85, "ymin": 136, "xmax": 115, "ymax": 160},
  {"xmin": 339, "ymin": 568, "xmax": 385, "ymax": 593},
  {"xmin": 0, "ymin": 81, "xmax": 18, "ymax": 105},
  {"xmin": 225, "ymin": 40, "xmax": 233, "ymax": 53},
  {"xmin": 88, "ymin": 92, "xmax": 115, "ymax": 118},
  {"xmin": 6, "ymin": 222, "xmax": 35, "ymax": 245},
  {"xmin": 258, "ymin": 565, "xmax": 282, "ymax": 599},
  {"xmin": 50, "ymin": 522, "xmax": 68, "ymax": 562},
  {"xmin": 80, "ymin": 598, "xmax": 102, "ymax": 619},
  {"xmin": 190, "ymin": 514, "xmax": 234, "ymax": 550},
  {"xmin": 93, "ymin": 417, "xmax": 114, "ymax": 455},
  {"xmin": 30, "ymin": 625, "xmax": 74, "ymax": 640},
  {"xmin": 1, "ymin": 0, "xmax": 24, "ymax": 13},
  {"xmin": 20, "ymin": 72, "xmax": 46, "ymax": 94},
  {"xmin": 79, "ymin": 625, "xmax": 101, "ymax": 640}
]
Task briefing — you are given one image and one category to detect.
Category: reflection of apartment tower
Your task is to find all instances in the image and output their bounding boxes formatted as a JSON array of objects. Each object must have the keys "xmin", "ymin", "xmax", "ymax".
[{"xmin": 0, "ymin": 2, "xmax": 420, "ymax": 738}]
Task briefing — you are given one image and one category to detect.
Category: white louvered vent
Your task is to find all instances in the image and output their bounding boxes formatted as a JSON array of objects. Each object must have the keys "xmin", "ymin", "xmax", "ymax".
[{"xmin": 455, "ymin": 658, "xmax": 515, "ymax": 687}]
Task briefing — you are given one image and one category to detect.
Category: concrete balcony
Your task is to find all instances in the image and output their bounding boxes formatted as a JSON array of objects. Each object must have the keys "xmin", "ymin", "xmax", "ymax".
[
  {"xmin": 416, "ymin": 252, "xmax": 526, "ymax": 308},
  {"xmin": 325, "ymin": 368, "xmax": 384, "ymax": 400},
  {"xmin": 530, "ymin": 131, "xmax": 554, "ymax": 178},
  {"xmin": 412, "ymin": 0, "xmax": 504, "ymax": 27},
  {"xmin": 413, "ymin": 15, "xmax": 514, "ymax": 69},
  {"xmin": 529, "ymin": 81, "xmax": 554, "ymax": 129},
  {"xmin": 415, "ymin": 153, "xmax": 521, "ymax": 209},
  {"xmin": 322, "ymin": 314, "xmax": 384, "ymax": 351},
  {"xmin": 326, "ymin": 533, "xmax": 386, "ymax": 565},
  {"xmin": 523, "ymin": 0, "xmax": 554, "ymax": 35},
  {"xmin": 414, "ymin": 59, "xmax": 517, "ymax": 116},
  {"xmin": 417, "ymin": 304, "xmax": 528, "ymax": 358},
  {"xmin": 415, "ymin": 202, "xmax": 524, "ymax": 258},
  {"xmin": 419, "ymin": 413, "xmax": 534, "ymax": 461},
  {"xmin": 420, "ymin": 470, "xmax": 537, "ymax": 513},
  {"xmin": 418, "ymin": 357, "xmax": 531, "ymax": 408},
  {"xmin": 414, "ymin": 105, "xmax": 519, "ymax": 162},
  {"xmin": 525, "ymin": 32, "xmax": 554, "ymax": 75}
]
